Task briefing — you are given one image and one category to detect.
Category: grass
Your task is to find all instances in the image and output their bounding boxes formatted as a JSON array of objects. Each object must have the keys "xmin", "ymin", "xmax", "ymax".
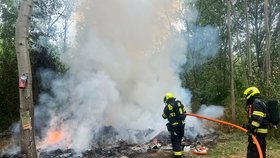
[
  {"xmin": 146, "ymin": 130, "xmax": 280, "ymax": 158},
  {"xmin": 206, "ymin": 131, "xmax": 247, "ymax": 158},
  {"xmin": 200, "ymin": 131, "xmax": 280, "ymax": 158}
]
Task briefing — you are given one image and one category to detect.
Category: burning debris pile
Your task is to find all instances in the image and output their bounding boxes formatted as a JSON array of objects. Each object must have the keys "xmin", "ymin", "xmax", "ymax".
[
  {"xmin": 0, "ymin": 0, "xmax": 223, "ymax": 157},
  {"xmin": 1, "ymin": 125, "xmax": 218, "ymax": 158}
]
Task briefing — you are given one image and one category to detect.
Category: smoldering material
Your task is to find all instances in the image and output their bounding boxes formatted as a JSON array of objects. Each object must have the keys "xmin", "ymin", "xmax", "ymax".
[{"xmin": 33, "ymin": 0, "xmax": 220, "ymax": 153}]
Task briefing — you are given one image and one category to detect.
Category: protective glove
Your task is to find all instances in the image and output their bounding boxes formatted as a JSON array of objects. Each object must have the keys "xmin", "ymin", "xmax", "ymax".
[
  {"xmin": 246, "ymin": 125, "xmax": 256, "ymax": 136},
  {"xmin": 242, "ymin": 124, "xmax": 249, "ymax": 129}
]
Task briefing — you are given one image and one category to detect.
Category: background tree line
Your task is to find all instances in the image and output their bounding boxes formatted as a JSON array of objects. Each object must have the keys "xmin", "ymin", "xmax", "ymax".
[
  {"xmin": 0, "ymin": 0, "xmax": 279, "ymax": 138},
  {"xmin": 181, "ymin": 0, "xmax": 279, "ymax": 136}
]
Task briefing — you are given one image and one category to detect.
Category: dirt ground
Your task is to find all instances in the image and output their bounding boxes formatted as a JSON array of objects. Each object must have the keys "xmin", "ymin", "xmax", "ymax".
[
  {"xmin": 1, "ymin": 131, "xmax": 280, "ymax": 158},
  {"xmin": 133, "ymin": 151, "xmax": 203, "ymax": 158}
]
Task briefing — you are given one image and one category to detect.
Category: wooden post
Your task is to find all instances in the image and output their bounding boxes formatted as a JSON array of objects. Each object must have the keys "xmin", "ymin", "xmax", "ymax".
[{"xmin": 15, "ymin": 0, "xmax": 37, "ymax": 157}]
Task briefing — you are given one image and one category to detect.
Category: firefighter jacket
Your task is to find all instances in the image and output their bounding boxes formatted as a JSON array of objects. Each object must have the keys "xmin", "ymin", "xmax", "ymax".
[
  {"xmin": 247, "ymin": 97, "xmax": 269, "ymax": 134},
  {"xmin": 162, "ymin": 99, "xmax": 187, "ymax": 126}
]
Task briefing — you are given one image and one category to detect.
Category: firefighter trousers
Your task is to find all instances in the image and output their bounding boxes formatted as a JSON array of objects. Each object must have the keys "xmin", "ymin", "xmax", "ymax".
[
  {"xmin": 247, "ymin": 134, "xmax": 266, "ymax": 158},
  {"xmin": 170, "ymin": 124, "xmax": 185, "ymax": 158}
]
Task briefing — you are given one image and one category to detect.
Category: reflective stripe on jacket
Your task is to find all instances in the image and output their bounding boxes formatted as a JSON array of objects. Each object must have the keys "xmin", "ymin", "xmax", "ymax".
[
  {"xmin": 162, "ymin": 100, "xmax": 186, "ymax": 125},
  {"xmin": 248, "ymin": 98, "xmax": 268, "ymax": 134}
]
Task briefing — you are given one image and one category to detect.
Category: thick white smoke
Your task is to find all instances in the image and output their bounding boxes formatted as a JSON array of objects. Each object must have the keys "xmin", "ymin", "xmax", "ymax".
[
  {"xmin": 185, "ymin": 104, "xmax": 224, "ymax": 139},
  {"xmin": 34, "ymin": 0, "xmax": 221, "ymax": 153}
]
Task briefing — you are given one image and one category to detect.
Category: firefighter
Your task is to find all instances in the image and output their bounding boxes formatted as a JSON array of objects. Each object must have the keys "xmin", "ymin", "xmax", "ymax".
[
  {"xmin": 243, "ymin": 87, "xmax": 269, "ymax": 158},
  {"xmin": 162, "ymin": 92, "xmax": 187, "ymax": 158}
]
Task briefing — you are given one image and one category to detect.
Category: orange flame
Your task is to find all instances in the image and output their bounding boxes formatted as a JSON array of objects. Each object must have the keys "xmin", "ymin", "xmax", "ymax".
[
  {"xmin": 38, "ymin": 128, "xmax": 72, "ymax": 149},
  {"xmin": 47, "ymin": 130, "xmax": 64, "ymax": 145}
]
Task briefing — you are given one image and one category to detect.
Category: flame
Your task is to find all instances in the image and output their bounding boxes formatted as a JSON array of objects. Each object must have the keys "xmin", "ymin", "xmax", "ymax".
[
  {"xmin": 38, "ymin": 127, "xmax": 72, "ymax": 149},
  {"xmin": 47, "ymin": 130, "xmax": 64, "ymax": 145}
]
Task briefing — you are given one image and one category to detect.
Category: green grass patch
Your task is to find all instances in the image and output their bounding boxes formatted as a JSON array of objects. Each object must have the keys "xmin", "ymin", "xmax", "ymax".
[
  {"xmin": 206, "ymin": 131, "xmax": 246, "ymax": 158},
  {"xmin": 204, "ymin": 131, "xmax": 280, "ymax": 158}
]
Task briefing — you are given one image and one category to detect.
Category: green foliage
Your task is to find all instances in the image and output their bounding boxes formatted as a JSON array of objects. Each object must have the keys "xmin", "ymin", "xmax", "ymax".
[
  {"xmin": 196, "ymin": 0, "xmax": 226, "ymax": 27},
  {"xmin": 181, "ymin": 0, "xmax": 280, "ymax": 141},
  {"xmin": 181, "ymin": 53, "xmax": 229, "ymax": 112},
  {"xmin": 31, "ymin": 0, "xmax": 75, "ymax": 53},
  {"xmin": 0, "ymin": 0, "xmax": 70, "ymax": 132},
  {"xmin": 0, "ymin": 0, "xmax": 19, "ymax": 131}
]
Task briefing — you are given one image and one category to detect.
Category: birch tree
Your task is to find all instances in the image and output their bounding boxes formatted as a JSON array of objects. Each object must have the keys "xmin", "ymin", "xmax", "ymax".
[{"xmin": 15, "ymin": 0, "xmax": 37, "ymax": 157}]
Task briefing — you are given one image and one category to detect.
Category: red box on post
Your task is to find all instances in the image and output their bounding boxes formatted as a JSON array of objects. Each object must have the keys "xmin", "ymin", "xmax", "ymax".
[{"xmin": 19, "ymin": 75, "xmax": 28, "ymax": 89}]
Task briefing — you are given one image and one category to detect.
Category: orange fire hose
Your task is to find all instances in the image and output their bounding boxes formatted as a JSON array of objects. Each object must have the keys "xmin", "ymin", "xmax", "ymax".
[{"xmin": 186, "ymin": 113, "xmax": 263, "ymax": 158}]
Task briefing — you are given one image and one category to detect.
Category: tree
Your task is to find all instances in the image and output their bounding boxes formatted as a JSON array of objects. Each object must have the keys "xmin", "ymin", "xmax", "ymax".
[
  {"xmin": 227, "ymin": 0, "xmax": 236, "ymax": 121},
  {"xmin": 0, "ymin": 0, "xmax": 19, "ymax": 131},
  {"xmin": 182, "ymin": 0, "xmax": 229, "ymax": 108},
  {"xmin": 250, "ymin": 0, "xmax": 265, "ymax": 82},
  {"xmin": 263, "ymin": 0, "xmax": 271, "ymax": 84},
  {"xmin": 31, "ymin": 0, "xmax": 75, "ymax": 53},
  {"xmin": 29, "ymin": 0, "xmax": 73, "ymax": 104},
  {"xmin": 244, "ymin": 0, "xmax": 252, "ymax": 85},
  {"xmin": 15, "ymin": 0, "xmax": 37, "ymax": 157}
]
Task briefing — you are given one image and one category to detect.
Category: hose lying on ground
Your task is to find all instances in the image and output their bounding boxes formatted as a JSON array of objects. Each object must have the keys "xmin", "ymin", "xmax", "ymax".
[{"xmin": 185, "ymin": 113, "xmax": 263, "ymax": 158}]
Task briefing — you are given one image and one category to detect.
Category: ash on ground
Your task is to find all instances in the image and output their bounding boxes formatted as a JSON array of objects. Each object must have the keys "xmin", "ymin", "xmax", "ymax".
[{"xmin": 1, "ymin": 125, "xmax": 218, "ymax": 158}]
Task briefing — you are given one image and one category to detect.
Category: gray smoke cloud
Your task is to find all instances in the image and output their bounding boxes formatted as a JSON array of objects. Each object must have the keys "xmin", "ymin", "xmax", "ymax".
[
  {"xmin": 33, "ymin": 0, "xmax": 221, "ymax": 153},
  {"xmin": 186, "ymin": 104, "xmax": 224, "ymax": 139}
]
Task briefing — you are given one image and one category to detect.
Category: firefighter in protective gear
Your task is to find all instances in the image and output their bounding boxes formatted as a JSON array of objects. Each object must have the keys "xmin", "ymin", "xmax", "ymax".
[
  {"xmin": 243, "ymin": 87, "xmax": 269, "ymax": 158},
  {"xmin": 162, "ymin": 93, "xmax": 187, "ymax": 158}
]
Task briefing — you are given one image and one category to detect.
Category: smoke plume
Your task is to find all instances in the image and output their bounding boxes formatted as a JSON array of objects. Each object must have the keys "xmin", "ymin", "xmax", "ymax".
[
  {"xmin": 33, "ymin": 0, "xmax": 221, "ymax": 153},
  {"xmin": 185, "ymin": 104, "xmax": 224, "ymax": 139}
]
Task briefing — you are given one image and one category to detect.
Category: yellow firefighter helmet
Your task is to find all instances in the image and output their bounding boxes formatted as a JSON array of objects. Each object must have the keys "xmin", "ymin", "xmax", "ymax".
[
  {"xmin": 164, "ymin": 92, "xmax": 175, "ymax": 103},
  {"xmin": 243, "ymin": 87, "xmax": 260, "ymax": 100}
]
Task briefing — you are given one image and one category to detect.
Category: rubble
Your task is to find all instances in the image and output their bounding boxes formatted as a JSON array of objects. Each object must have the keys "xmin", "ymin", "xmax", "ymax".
[{"xmin": 1, "ymin": 125, "xmax": 219, "ymax": 158}]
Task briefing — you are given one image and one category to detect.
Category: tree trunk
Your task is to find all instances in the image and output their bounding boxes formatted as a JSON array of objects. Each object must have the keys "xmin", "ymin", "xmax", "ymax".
[
  {"xmin": 244, "ymin": 0, "xmax": 252, "ymax": 86},
  {"xmin": 63, "ymin": 17, "xmax": 68, "ymax": 54},
  {"xmin": 264, "ymin": 0, "xmax": 271, "ymax": 84},
  {"xmin": 232, "ymin": 0, "xmax": 248, "ymax": 87},
  {"xmin": 253, "ymin": 0, "xmax": 263, "ymax": 82},
  {"xmin": 15, "ymin": 0, "xmax": 37, "ymax": 157},
  {"xmin": 227, "ymin": 0, "xmax": 236, "ymax": 121}
]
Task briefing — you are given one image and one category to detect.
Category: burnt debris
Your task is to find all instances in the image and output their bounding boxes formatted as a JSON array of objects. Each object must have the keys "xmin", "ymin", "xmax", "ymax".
[{"xmin": 1, "ymin": 125, "xmax": 218, "ymax": 158}]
